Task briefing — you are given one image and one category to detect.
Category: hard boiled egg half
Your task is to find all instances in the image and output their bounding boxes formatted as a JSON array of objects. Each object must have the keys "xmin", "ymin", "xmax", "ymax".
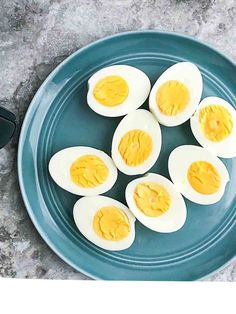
[
  {"xmin": 87, "ymin": 65, "xmax": 151, "ymax": 117},
  {"xmin": 149, "ymin": 62, "xmax": 203, "ymax": 126},
  {"xmin": 190, "ymin": 96, "xmax": 236, "ymax": 158},
  {"xmin": 168, "ymin": 145, "xmax": 230, "ymax": 205},
  {"xmin": 73, "ymin": 196, "xmax": 136, "ymax": 251},
  {"xmin": 112, "ymin": 109, "xmax": 162, "ymax": 175},
  {"xmin": 125, "ymin": 173, "xmax": 187, "ymax": 232},
  {"xmin": 49, "ymin": 147, "xmax": 117, "ymax": 196}
]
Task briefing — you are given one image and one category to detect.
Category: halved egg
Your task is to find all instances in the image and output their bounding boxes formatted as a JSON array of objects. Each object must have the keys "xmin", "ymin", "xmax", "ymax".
[
  {"xmin": 87, "ymin": 65, "xmax": 151, "ymax": 117},
  {"xmin": 49, "ymin": 147, "xmax": 117, "ymax": 196},
  {"xmin": 149, "ymin": 62, "xmax": 203, "ymax": 126},
  {"xmin": 168, "ymin": 145, "xmax": 230, "ymax": 205},
  {"xmin": 111, "ymin": 109, "xmax": 162, "ymax": 175},
  {"xmin": 73, "ymin": 196, "xmax": 136, "ymax": 251},
  {"xmin": 125, "ymin": 173, "xmax": 187, "ymax": 233},
  {"xmin": 190, "ymin": 96, "xmax": 236, "ymax": 158}
]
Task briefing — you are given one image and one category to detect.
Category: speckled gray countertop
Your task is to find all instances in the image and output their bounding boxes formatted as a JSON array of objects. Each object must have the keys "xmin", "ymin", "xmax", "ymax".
[{"xmin": 0, "ymin": 0, "xmax": 236, "ymax": 280}]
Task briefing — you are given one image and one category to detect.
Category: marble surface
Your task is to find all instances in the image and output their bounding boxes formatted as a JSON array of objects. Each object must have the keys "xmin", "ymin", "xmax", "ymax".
[{"xmin": 0, "ymin": 0, "xmax": 236, "ymax": 280}]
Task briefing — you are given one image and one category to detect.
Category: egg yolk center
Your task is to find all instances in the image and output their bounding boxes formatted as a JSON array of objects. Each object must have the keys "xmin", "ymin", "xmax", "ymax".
[
  {"xmin": 199, "ymin": 105, "xmax": 233, "ymax": 142},
  {"xmin": 134, "ymin": 182, "xmax": 170, "ymax": 217},
  {"xmin": 93, "ymin": 75, "xmax": 129, "ymax": 107},
  {"xmin": 93, "ymin": 206, "xmax": 130, "ymax": 241},
  {"xmin": 118, "ymin": 129, "xmax": 153, "ymax": 166},
  {"xmin": 70, "ymin": 155, "xmax": 108, "ymax": 188},
  {"xmin": 156, "ymin": 80, "xmax": 190, "ymax": 116},
  {"xmin": 187, "ymin": 161, "xmax": 221, "ymax": 195}
]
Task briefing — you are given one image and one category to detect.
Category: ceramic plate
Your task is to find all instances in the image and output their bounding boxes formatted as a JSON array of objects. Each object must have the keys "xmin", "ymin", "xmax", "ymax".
[{"xmin": 18, "ymin": 31, "xmax": 236, "ymax": 280}]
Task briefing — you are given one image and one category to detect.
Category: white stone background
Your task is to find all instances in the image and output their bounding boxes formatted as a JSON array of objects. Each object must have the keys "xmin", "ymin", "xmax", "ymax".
[{"xmin": 0, "ymin": 0, "xmax": 235, "ymax": 280}]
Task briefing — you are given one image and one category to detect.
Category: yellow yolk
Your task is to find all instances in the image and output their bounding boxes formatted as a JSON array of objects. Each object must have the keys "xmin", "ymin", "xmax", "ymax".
[
  {"xmin": 187, "ymin": 161, "xmax": 221, "ymax": 195},
  {"xmin": 134, "ymin": 182, "xmax": 171, "ymax": 217},
  {"xmin": 199, "ymin": 105, "xmax": 233, "ymax": 142},
  {"xmin": 93, "ymin": 206, "xmax": 130, "ymax": 241},
  {"xmin": 70, "ymin": 155, "xmax": 108, "ymax": 188},
  {"xmin": 156, "ymin": 80, "xmax": 190, "ymax": 116},
  {"xmin": 118, "ymin": 130, "xmax": 153, "ymax": 166},
  {"xmin": 93, "ymin": 75, "xmax": 129, "ymax": 107}
]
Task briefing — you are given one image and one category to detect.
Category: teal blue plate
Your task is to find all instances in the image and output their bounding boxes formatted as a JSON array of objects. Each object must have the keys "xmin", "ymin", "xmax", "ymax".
[{"xmin": 18, "ymin": 31, "xmax": 236, "ymax": 280}]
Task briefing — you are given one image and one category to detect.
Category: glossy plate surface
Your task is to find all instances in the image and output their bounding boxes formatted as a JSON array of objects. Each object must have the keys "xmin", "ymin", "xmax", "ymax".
[{"xmin": 18, "ymin": 31, "xmax": 236, "ymax": 280}]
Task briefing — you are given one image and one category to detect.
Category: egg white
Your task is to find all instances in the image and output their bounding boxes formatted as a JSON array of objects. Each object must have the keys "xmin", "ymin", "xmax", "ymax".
[
  {"xmin": 49, "ymin": 147, "xmax": 117, "ymax": 196},
  {"xmin": 149, "ymin": 62, "xmax": 203, "ymax": 126},
  {"xmin": 125, "ymin": 173, "xmax": 187, "ymax": 233},
  {"xmin": 73, "ymin": 196, "xmax": 136, "ymax": 251},
  {"xmin": 168, "ymin": 145, "xmax": 230, "ymax": 205},
  {"xmin": 111, "ymin": 109, "xmax": 162, "ymax": 175},
  {"xmin": 87, "ymin": 65, "xmax": 151, "ymax": 117},
  {"xmin": 190, "ymin": 96, "xmax": 236, "ymax": 158}
]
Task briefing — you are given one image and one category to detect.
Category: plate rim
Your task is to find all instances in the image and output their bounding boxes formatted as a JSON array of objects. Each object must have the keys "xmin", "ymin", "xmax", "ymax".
[{"xmin": 17, "ymin": 30, "xmax": 236, "ymax": 280}]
